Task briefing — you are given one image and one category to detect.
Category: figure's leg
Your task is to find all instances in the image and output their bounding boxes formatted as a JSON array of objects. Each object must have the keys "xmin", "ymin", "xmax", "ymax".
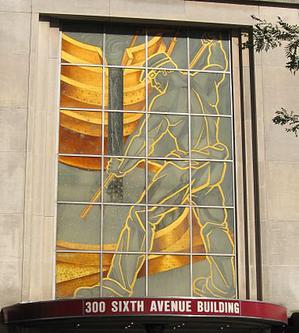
[
  {"xmin": 192, "ymin": 185, "xmax": 236, "ymax": 298},
  {"xmin": 76, "ymin": 161, "xmax": 190, "ymax": 297}
]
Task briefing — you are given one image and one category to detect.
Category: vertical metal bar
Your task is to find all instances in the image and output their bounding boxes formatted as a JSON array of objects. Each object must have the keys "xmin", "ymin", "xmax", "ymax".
[
  {"xmin": 100, "ymin": 29, "xmax": 106, "ymax": 297},
  {"xmin": 145, "ymin": 30, "xmax": 149, "ymax": 297},
  {"xmin": 187, "ymin": 31, "xmax": 193, "ymax": 297},
  {"xmin": 228, "ymin": 32, "xmax": 238, "ymax": 299},
  {"xmin": 53, "ymin": 30, "xmax": 62, "ymax": 300}
]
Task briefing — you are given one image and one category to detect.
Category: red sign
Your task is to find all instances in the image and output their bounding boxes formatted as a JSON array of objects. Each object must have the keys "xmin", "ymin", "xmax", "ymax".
[{"xmin": 2, "ymin": 298, "xmax": 288, "ymax": 325}]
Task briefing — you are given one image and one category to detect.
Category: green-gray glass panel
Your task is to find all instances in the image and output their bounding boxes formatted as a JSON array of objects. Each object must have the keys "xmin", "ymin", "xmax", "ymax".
[
  {"xmin": 56, "ymin": 204, "xmax": 101, "ymax": 248},
  {"xmin": 190, "ymin": 72, "xmax": 231, "ymax": 115},
  {"xmin": 148, "ymin": 29, "xmax": 188, "ymax": 69},
  {"xmin": 103, "ymin": 205, "xmax": 145, "ymax": 252},
  {"xmin": 148, "ymin": 114, "xmax": 189, "ymax": 158},
  {"xmin": 58, "ymin": 161, "xmax": 101, "ymax": 202},
  {"xmin": 105, "ymin": 25, "xmax": 145, "ymax": 66},
  {"xmin": 191, "ymin": 161, "xmax": 233, "ymax": 206},
  {"xmin": 102, "ymin": 253, "xmax": 146, "ymax": 297},
  {"xmin": 189, "ymin": 31, "xmax": 230, "ymax": 72},
  {"xmin": 192, "ymin": 208, "xmax": 235, "ymax": 254},
  {"xmin": 147, "ymin": 159, "xmax": 190, "ymax": 205},
  {"xmin": 148, "ymin": 70, "xmax": 188, "ymax": 114},
  {"xmin": 148, "ymin": 255, "xmax": 190, "ymax": 296},
  {"xmin": 191, "ymin": 115, "xmax": 232, "ymax": 160},
  {"xmin": 192, "ymin": 255, "xmax": 236, "ymax": 298}
]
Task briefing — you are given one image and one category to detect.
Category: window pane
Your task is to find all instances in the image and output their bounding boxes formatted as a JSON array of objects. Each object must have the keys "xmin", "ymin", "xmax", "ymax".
[
  {"xmin": 148, "ymin": 114, "xmax": 189, "ymax": 158},
  {"xmin": 56, "ymin": 204, "xmax": 101, "ymax": 249},
  {"xmin": 149, "ymin": 206, "xmax": 190, "ymax": 254},
  {"xmin": 61, "ymin": 31, "xmax": 103, "ymax": 64},
  {"xmin": 189, "ymin": 31, "xmax": 230, "ymax": 72},
  {"xmin": 147, "ymin": 160, "xmax": 189, "ymax": 205},
  {"xmin": 58, "ymin": 159, "xmax": 101, "ymax": 202},
  {"xmin": 102, "ymin": 253, "xmax": 146, "ymax": 297},
  {"xmin": 56, "ymin": 252, "xmax": 100, "ymax": 299},
  {"xmin": 148, "ymin": 69, "xmax": 188, "ymax": 114},
  {"xmin": 192, "ymin": 255, "xmax": 236, "ymax": 298},
  {"xmin": 103, "ymin": 158, "xmax": 146, "ymax": 204},
  {"xmin": 104, "ymin": 112, "xmax": 146, "ymax": 157},
  {"xmin": 60, "ymin": 65, "xmax": 107, "ymax": 109},
  {"xmin": 191, "ymin": 161, "xmax": 233, "ymax": 207},
  {"xmin": 148, "ymin": 255, "xmax": 190, "ymax": 296},
  {"xmin": 191, "ymin": 116, "xmax": 232, "ymax": 160},
  {"xmin": 105, "ymin": 25, "xmax": 145, "ymax": 66},
  {"xmin": 192, "ymin": 208, "xmax": 235, "ymax": 254},
  {"xmin": 147, "ymin": 29, "xmax": 188, "ymax": 69},
  {"xmin": 190, "ymin": 72, "xmax": 231, "ymax": 115},
  {"xmin": 103, "ymin": 205, "xmax": 145, "ymax": 253},
  {"xmin": 59, "ymin": 110, "xmax": 102, "ymax": 155}
]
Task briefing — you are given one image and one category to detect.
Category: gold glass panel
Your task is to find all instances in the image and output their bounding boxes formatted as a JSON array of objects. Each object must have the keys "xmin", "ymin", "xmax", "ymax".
[
  {"xmin": 149, "ymin": 206, "xmax": 190, "ymax": 254},
  {"xmin": 61, "ymin": 31, "xmax": 103, "ymax": 65},
  {"xmin": 59, "ymin": 110, "xmax": 102, "ymax": 155},
  {"xmin": 60, "ymin": 65, "xmax": 108, "ymax": 109},
  {"xmin": 56, "ymin": 252, "xmax": 100, "ymax": 299}
]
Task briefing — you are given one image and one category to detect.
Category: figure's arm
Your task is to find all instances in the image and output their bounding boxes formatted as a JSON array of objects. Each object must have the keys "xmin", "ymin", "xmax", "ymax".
[{"xmin": 107, "ymin": 116, "xmax": 169, "ymax": 177}]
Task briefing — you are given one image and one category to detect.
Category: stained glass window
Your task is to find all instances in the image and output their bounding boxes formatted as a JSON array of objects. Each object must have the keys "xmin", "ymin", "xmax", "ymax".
[{"xmin": 56, "ymin": 23, "xmax": 236, "ymax": 299}]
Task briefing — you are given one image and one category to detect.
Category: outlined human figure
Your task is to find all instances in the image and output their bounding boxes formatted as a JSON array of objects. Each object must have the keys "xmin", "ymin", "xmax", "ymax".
[{"xmin": 76, "ymin": 38, "xmax": 236, "ymax": 298}]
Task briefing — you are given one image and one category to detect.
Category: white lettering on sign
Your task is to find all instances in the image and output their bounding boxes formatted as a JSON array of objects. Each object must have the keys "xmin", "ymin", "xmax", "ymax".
[
  {"xmin": 111, "ymin": 300, "xmax": 144, "ymax": 313},
  {"xmin": 197, "ymin": 301, "xmax": 240, "ymax": 314},
  {"xmin": 150, "ymin": 300, "xmax": 192, "ymax": 312},
  {"xmin": 85, "ymin": 301, "xmax": 106, "ymax": 314}
]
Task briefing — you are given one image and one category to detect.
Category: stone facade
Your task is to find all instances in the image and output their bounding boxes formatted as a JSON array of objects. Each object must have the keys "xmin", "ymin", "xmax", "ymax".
[{"xmin": 0, "ymin": 0, "xmax": 298, "ymax": 316}]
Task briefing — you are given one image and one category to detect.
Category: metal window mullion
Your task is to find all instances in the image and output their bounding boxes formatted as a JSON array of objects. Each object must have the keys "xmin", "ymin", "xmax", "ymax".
[
  {"xmin": 228, "ymin": 33, "xmax": 238, "ymax": 299},
  {"xmin": 187, "ymin": 32, "xmax": 193, "ymax": 297},
  {"xmin": 145, "ymin": 30, "xmax": 149, "ymax": 297},
  {"xmin": 61, "ymin": 62, "xmax": 231, "ymax": 75},
  {"xmin": 57, "ymin": 201, "xmax": 235, "ymax": 209},
  {"xmin": 58, "ymin": 153, "xmax": 234, "ymax": 163},
  {"xmin": 53, "ymin": 31, "xmax": 63, "ymax": 299},
  {"xmin": 60, "ymin": 107, "xmax": 233, "ymax": 118},
  {"xmin": 100, "ymin": 30, "xmax": 106, "ymax": 297}
]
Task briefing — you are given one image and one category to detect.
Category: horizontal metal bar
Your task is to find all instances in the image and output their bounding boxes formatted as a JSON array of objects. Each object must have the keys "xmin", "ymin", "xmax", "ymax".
[
  {"xmin": 60, "ymin": 62, "xmax": 231, "ymax": 75},
  {"xmin": 60, "ymin": 108, "xmax": 233, "ymax": 118},
  {"xmin": 57, "ymin": 201, "xmax": 234, "ymax": 210},
  {"xmin": 57, "ymin": 153, "xmax": 233, "ymax": 163},
  {"xmin": 56, "ymin": 249, "xmax": 236, "ymax": 256}
]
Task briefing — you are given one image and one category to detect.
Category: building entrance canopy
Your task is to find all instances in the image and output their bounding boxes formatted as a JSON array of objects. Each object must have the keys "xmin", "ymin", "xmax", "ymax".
[{"xmin": 1, "ymin": 298, "xmax": 287, "ymax": 333}]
